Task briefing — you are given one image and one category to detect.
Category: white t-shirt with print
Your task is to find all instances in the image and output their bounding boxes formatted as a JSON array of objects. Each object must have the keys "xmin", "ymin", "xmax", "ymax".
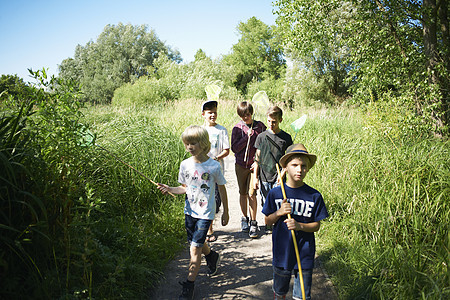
[
  {"xmin": 178, "ymin": 157, "xmax": 227, "ymax": 220},
  {"xmin": 204, "ymin": 124, "xmax": 230, "ymax": 172}
]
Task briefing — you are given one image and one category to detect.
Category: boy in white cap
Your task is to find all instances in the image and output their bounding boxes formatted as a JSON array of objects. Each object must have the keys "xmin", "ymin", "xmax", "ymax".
[
  {"xmin": 262, "ymin": 144, "xmax": 329, "ymax": 300},
  {"xmin": 201, "ymin": 100, "xmax": 230, "ymax": 242}
]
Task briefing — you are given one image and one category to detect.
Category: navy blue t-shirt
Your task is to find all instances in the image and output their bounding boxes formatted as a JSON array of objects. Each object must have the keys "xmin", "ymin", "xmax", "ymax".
[{"xmin": 262, "ymin": 183, "xmax": 329, "ymax": 270}]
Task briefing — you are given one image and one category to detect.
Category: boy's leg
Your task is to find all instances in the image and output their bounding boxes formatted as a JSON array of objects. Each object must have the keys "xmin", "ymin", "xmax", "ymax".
[
  {"xmin": 187, "ymin": 245, "xmax": 203, "ymax": 282},
  {"xmin": 185, "ymin": 217, "xmax": 212, "ymax": 281},
  {"xmin": 292, "ymin": 269, "xmax": 313, "ymax": 300},
  {"xmin": 260, "ymin": 181, "xmax": 274, "ymax": 233},
  {"xmin": 248, "ymin": 187, "xmax": 259, "ymax": 238},
  {"xmin": 236, "ymin": 164, "xmax": 251, "ymax": 231},
  {"xmin": 204, "ymin": 244, "xmax": 220, "ymax": 276},
  {"xmin": 272, "ymin": 266, "xmax": 291, "ymax": 299},
  {"xmin": 248, "ymin": 193, "xmax": 257, "ymax": 221}
]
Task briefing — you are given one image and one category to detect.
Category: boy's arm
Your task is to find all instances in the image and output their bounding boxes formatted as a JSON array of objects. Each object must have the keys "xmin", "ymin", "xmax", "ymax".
[
  {"xmin": 264, "ymin": 198, "xmax": 292, "ymax": 226},
  {"xmin": 284, "ymin": 219, "xmax": 321, "ymax": 232},
  {"xmin": 157, "ymin": 183, "xmax": 186, "ymax": 195},
  {"xmin": 252, "ymin": 149, "xmax": 261, "ymax": 189},
  {"xmin": 216, "ymin": 148, "xmax": 230, "ymax": 160},
  {"xmin": 218, "ymin": 184, "xmax": 229, "ymax": 226}
]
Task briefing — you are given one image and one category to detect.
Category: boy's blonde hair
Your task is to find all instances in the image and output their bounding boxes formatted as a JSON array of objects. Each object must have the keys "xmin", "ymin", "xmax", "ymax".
[
  {"xmin": 181, "ymin": 125, "xmax": 211, "ymax": 155},
  {"xmin": 267, "ymin": 106, "xmax": 283, "ymax": 120}
]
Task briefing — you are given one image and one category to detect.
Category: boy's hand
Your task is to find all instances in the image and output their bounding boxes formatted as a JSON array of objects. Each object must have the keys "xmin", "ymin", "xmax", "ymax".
[
  {"xmin": 277, "ymin": 199, "xmax": 292, "ymax": 217},
  {"xmin": 157, "ymin": 183, "xmax": 170, "ymax": 195},
  {"xmin": 221, "ymin": 211, "xmax": 229, "ymax": 226},
  {"xmin": 284, "ymin": 218, "xmax": 299, "ymax": 231},
  {"xmin": 253, "ymin": 179, "xmax": 259, "ymax": 190}
]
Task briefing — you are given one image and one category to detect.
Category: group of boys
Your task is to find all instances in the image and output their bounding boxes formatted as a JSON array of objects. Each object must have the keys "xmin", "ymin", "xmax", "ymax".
[{"xmin": 157, "ymin": 100, "xmax": 329, "ymax": 300}]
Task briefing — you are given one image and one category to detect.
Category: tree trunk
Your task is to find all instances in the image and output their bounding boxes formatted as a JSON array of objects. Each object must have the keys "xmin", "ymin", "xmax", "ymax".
[
  {"xmin": 423, "ymin": 0, "xmax": 447, "ymax": 132},
  {"xmin": 438, "ymin": 0, "xmax": 449, "ymax": 127}
]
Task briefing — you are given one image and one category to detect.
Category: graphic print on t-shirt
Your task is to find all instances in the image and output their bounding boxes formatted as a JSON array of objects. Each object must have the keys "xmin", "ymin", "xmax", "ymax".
[
  {"xmin": 183, "ymin": 169, "xmax": 212, "ymax": 212},
  {"xmin": 274, "ymin": 198, "xmax": 314, "ymax": 218}
]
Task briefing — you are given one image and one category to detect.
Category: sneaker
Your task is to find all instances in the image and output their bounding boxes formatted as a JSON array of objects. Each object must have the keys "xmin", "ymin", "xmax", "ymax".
[
  {"xmin": 249, "ymin": 220, "xmax": 259, "ymax": 238},
  {"xmin": 265, "ymin": 224, "xmax": 273, "ymax": 234},
  {"xmin": 205, "ymin": 250, "xmax": 220, "ymax": 276},
  {"xmin": 178, "ymin": 281, "xmax": 194, "ymax": 300},
  {"xmin": 241, "ymin": 216, "xmax": 250, "ymax": 232}
]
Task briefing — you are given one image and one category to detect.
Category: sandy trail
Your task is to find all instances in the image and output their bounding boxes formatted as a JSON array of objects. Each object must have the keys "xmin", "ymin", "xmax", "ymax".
[{"xmin": 151, "ymin": 155, "xmax": 337, "ymax": 299}]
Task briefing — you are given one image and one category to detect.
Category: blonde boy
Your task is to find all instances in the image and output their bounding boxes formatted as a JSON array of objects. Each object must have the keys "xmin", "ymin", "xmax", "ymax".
[{"xmin": 157, "ymin": 125, "xmax": 229, "ymax": 300}]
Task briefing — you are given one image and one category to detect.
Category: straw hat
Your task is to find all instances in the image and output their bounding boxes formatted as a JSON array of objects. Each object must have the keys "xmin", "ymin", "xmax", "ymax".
[{"xmin": 279, "ymin": 144, "xmax": 317, "ymax": 168}]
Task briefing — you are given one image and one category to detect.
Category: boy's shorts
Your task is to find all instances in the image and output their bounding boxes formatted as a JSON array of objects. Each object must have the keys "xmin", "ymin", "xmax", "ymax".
[
  {"xmin": 235, "ymin": 163, "xmax": 255, "ymax": 196},
  {"xmin": 273, "ymin": 266, "xmax": 312, "ymax": 300},
  {"xmin": 185, "ymin": 214, "xmax": 213, "ymax": 248}
]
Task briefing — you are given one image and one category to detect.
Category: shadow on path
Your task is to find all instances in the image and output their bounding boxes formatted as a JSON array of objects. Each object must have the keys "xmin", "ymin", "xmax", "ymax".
[{"xmin": 150, "ymin": 156, "xmax": 338, "ymax": 299}]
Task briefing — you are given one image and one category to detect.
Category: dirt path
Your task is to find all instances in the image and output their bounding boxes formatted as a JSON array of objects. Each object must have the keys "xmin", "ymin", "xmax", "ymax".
[{"xmin": 151, "ymin": 155, "xmax": 337, "ymax": 299}]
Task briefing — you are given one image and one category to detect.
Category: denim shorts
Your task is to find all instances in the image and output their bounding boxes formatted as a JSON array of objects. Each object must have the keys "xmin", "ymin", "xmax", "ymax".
[
  {"xmin": 185, "ymin": 214, "xmax": 213, "ymax": 248},
  {"xmin": 273, "ymin": 266, "xmax": 313, "ymax": 300}
]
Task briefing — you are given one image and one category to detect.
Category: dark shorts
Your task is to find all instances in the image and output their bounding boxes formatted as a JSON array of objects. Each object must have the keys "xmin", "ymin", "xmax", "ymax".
[
  {"xmin": 273, "ymin": 266, "xmax": 313, "ymax": 299},
  {"xmin": 185, "ymin": 214, "xmax": 213, "ymax": 248}
]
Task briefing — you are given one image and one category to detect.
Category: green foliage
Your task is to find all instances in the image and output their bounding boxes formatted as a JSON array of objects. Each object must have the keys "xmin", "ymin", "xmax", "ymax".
[
  {"xmin": 0, "ymin": 74, "xmax": 35, "ymax": 102},
  {"xmin": 59, "ymin": 23, "xmax": 181, "ymax": 104},
  {"xmin": 274, "ymin": 0, "xmax": 449, "ymax": 135},
  {"xmin": 282, "ymin": 63, "xmax": 334, "ymax": 108},
  {"xmin": 0, "ymin": 70, "xmax": 187, "ymax": 299},
  {"xmin": 223, "ymin": 17, "xmax": 286, "ymax": 94},
  {"xmin": 0, "ymin": 68, "xmax": 93, "ymax": 298},
  {"xmin": 112, "ymin": 55, "xmax": 241, "ymax": 106},
  {"xmin": 284, "ymin": 108, "xmax": 449, "ymax": 299},
  {"xmin": 274, "ymin": 0, "xmax": 352, "ymax": 98},
  {"xmin": 246, "ymin": 74, "xmax": 286, "ymax": 107}
]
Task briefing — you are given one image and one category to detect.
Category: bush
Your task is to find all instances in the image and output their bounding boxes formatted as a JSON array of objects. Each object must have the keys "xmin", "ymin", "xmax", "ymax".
[
  {"xmin": 283, "ymin": 64, "xmax": 335, "ymax": 108},
  {"xmin": 112, "ymin": 56, "xmax": 242, "ymax": 106},
  {"xmin": 246, "ymin": 74, "xmax": 285, "ymax": 104}
]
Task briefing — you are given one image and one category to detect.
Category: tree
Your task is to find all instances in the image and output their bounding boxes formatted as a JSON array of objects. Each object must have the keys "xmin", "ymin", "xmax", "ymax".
[
  {"xmin": 275, "ymin": 0, "xmax": 352, "ymax": 98},
  {"xmin": 275, "ymin": 0, "xmax": 449, "ymax": 134},
  {"xmin": 223, "ymin": 17, "xmax": 286, "ymax": 94},
  {"xmin": 0, "ymin": 74, "xmax": 34, "ymax": 102},
  {"xmin": 59, "ymin": 23, "xmax": 181, "ymax": 104}
]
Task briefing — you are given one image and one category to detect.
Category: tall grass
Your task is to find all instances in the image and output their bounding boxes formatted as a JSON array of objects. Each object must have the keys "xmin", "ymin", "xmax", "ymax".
[
  {"xmin": 4, "ymin": 86, "xmax": 446, "ymax": 298},
  {"xmin": 86, "ymin": 100, "xmax": 448, "ymax": 298},
  {"xmin": 79, "ymin": 104, "xmax": 188, "ymax": 297},
  {"xmin": 283, "ymin": 107, "xmax": 449, "ymax": 299}
]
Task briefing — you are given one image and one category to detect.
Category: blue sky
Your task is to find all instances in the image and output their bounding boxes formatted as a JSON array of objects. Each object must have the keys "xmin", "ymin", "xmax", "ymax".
[{"xmin": 0, "ymin": 0, "xmax": 277, "ymax": 82}]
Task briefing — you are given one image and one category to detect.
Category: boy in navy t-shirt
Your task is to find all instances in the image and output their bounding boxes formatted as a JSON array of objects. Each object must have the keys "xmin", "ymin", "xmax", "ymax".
[{"xmin": 262, "ymin": 144, "xmax": 328, "ymax": 300}]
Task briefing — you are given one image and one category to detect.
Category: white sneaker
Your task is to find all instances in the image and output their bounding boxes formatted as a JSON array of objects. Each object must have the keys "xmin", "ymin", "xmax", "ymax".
[
  {"xmin": 249, "ymin": 220, "xmax": 258, "ymax": 238},
  {"xmin": 241, "ymin": 216, "xmax": 249, "ymax": 232}
]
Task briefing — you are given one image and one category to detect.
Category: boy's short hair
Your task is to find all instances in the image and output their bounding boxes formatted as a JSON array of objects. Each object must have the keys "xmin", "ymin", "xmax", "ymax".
[
  {"xmin": 181, "ymin": 125, "xmax": 211, "ymax": 155},
  {"xmin": 285, "ymin": 154, "xmax": 312, "ymax": 169},
  {"xmin": 201, "ymin": 100, "xmax": 218, "ymax": 111},
  {"xmin": 237, "ymin": 101, "xmax": 254, "ymax": 117},
  {"xmin": 267, "ymin": 106, "xmax": 283, "ymax": 120}
]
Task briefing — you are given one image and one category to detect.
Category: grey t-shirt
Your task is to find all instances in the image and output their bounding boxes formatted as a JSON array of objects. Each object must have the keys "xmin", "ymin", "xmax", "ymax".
[{"xmin": 254, "ymin": 130, "xmax": 293, "ymax": 183}]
